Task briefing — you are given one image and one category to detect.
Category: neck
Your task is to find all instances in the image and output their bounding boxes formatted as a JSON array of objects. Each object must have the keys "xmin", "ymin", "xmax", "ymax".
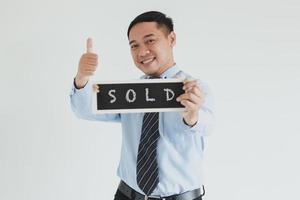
[{"xmin": 152, "ymin": 61, "xmax": 176, "ymax": 77}]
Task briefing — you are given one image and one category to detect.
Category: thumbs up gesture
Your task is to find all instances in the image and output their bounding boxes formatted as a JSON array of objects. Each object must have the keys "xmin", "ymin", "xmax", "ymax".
[{"xmin": 75, "ymin": 38, "xmax": 99, "ymax": 89}]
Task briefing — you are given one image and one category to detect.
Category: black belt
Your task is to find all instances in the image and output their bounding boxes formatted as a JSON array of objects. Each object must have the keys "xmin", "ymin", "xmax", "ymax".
[{"xmin": 118, "ymin": 181, "xmax": 205, "ymax": 200}]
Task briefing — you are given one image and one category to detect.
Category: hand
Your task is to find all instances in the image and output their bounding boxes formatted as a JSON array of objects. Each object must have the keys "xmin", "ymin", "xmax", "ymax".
[
  {"xmin": 75, "ymin": 38, "xmax": 99, "ymax": 88},
  {"xmin": 176, "ymin": 79, "xmax": 204, "ymax": 126},
  {"xmin": 92, "ymin": 84, "xmax": 99, "ymax": 93}
]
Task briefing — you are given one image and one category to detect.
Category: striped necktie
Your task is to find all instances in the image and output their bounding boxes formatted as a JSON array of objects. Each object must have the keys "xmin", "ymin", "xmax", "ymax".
[{"xmin": 136, "ymin": 111, "xmax": 160, "ymax": 195}]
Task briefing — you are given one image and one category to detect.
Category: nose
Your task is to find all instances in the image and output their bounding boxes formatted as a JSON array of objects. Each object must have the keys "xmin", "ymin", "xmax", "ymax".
[{"xmin": 138, "ymin": 45, "xmax": 150, "ymax": 57}]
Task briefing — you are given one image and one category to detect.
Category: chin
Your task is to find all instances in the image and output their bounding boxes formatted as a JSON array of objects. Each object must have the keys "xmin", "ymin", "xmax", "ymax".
[
  {"xmin": 136, "ymin": 65, "xmax": 156, "ymax": 75},
  {"xmin": 144, "ymin": 68, "xmax": 160, "ymax": 76}
]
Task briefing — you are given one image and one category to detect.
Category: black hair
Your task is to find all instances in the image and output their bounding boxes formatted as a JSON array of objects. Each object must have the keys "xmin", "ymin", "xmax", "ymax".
[{"xmin": 127, "ymin": 11, "xmax": 174, "ymax": 38}]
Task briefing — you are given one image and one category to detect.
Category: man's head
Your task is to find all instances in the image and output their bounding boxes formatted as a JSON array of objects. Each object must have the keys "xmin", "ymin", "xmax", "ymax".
[{"xmin": 127, "ymin": 11, "xmax": 176, "ymax": 77}]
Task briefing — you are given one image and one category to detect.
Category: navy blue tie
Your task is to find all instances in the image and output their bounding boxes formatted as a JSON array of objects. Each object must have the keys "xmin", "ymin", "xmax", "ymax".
[{"xmin": 136, "ymin": 111, "xmax": 160, "ymax": 195}]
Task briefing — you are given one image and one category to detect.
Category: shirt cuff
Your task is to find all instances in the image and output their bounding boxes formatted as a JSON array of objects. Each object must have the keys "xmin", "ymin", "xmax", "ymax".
[
  {"xmin": 73, "ymin": 78, "xmax": 88, "ymax": 90},
  {"xmin": 70, "ymin": 78, "xmax": 90, "ymax": 97},
  {"xmin": 183, "ymin": 118, "xmax": 197, "ymax": 127}
]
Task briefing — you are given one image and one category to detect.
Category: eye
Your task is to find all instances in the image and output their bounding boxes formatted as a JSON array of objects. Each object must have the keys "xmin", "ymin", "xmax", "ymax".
[
  {"xmin": 130, "ymin": 44, "xmax": 138, "ymax": 49},
  {"xmin": 146, "ymin": 39, "xmax": 155, "ymax": 44}
]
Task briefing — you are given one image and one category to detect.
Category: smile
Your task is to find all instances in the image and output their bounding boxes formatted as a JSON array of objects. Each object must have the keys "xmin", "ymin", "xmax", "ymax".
[{"xmin": 141, "ymin": 57, "xmax": 155, "ymax": 64}]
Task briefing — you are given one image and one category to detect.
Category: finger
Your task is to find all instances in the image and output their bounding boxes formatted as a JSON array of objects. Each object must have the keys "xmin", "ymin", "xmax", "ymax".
[
  {"xmin": 92, "ymin": 84, "xmax": 100, "ymax": 93},
  {"xmin": 86, "ymin": 38, "xmax": 93, "ymax": 53},
  {"xmin": 84, "ymin": 68, "xmax": 97, "ymax": 73},
  {"xmin": 183, "ymin": 78, "xmax": 196, "ymax": 83},
  {"xmin": 180, "ymin": 100, "xmax": 197, "ymax": 111},
  {"xmin": 183, "ymin": 80, "xmax": 198, "ymax": 90},
  {"xmin": 83, "ymin": 66, "xmax": 96, "ymax": 71},
  {"xmin": 83, "ymin": 53, "xmax": 98, "ymax": 59},
  {"xmin": 85, "ymin": 63, "xmax": 97, "ymax": 68},
  {"xmin": 190, "ymin": 86, "xmax": 203, "ymax": 99},
  {"xmin": 84, "ymin": 69, "xmax": 96, "ymax": 74},
  {"xmin": 177, "ymin": 92, "xmax": 201, "ymax": 105},
  {"xmin": 85, "ymin": 61, "xmax": 98, "ymax": 66},
  {"xmin": 82, "ymin": 59, "xmax": 98, "ymax": 66},
  {"xmin": 172, "ymin": 74, "xmax": 185, "ymax": 81},
  {"xmin": 84, "ymin": 64, "xmax": 97, "ymax": 69}
]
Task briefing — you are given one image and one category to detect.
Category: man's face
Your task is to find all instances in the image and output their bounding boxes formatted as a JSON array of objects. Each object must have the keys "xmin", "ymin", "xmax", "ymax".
[{"xmin": 128, "ymin": 22, "xmax": 176, "ymax": 76}]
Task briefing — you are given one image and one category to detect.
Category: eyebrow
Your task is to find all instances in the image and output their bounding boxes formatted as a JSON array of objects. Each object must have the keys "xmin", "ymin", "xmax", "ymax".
[{"xmin": 129, "ymin": 34, "xmax": 155, "ymax": 45}]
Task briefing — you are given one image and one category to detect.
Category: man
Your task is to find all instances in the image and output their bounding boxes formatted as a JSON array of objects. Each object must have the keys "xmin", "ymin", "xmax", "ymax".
[{"xmin": 70, "ymin": 11, "xmax": 214, "ymax": 200}]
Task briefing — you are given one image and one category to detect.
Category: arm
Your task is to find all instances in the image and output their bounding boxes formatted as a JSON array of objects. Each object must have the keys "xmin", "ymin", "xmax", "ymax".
[{"xmin": 70, "ymin": 38, "xmax": 120, "ymax": 122}]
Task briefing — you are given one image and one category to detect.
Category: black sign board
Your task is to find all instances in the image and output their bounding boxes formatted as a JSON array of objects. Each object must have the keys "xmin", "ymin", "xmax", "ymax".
[{"xmin": 92, "ymin": 79, "xmax": 185, "ymax": 113}]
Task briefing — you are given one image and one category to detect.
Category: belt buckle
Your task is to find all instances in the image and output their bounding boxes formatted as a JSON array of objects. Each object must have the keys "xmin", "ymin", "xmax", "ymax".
[{"xmin": 145, "ymin": 195, "xmax": 164, "ymax": 200}]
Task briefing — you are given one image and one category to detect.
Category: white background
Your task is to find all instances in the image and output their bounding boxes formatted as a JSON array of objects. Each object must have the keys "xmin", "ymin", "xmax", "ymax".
[{"xmin": 0, "ymin": 0, "xmax": 299, "ymax": 200}]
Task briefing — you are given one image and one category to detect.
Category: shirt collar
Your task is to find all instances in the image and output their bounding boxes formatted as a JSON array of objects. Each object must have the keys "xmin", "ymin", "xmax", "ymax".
[{"xmin": 146, "ymin": 64, "xmax": 180, "ymax": 79}]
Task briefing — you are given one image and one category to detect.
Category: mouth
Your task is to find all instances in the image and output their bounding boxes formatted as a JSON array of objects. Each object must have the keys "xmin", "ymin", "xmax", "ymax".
[{"xmin": 140, "ymin": 57, "xmax": 156, "ymax": 64}]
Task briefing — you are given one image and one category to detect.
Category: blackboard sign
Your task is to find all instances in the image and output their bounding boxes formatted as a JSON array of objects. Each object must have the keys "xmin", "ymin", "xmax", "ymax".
[{"xmin": 92, "ymin": 79, "xmax": 185, "ymax": 113}]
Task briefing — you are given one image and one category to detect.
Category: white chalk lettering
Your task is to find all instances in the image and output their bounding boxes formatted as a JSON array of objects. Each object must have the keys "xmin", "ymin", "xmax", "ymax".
[
  {"xmin": 108, "ymin": 89, "xmax": 116, "ymax": 103},
  {"xmin": 126, "ymin": 89, "xmax": 136, "ymax": 103},
  {"xmin": 164, "ymin": 88, "xmax": 175, "ymax": 101},
  {"xmin": 145, "ymin": 88, "xmax": 156, "ymax": 102}
]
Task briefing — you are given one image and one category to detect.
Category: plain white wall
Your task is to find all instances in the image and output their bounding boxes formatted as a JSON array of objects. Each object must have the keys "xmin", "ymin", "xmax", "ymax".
[{"xmin": 0, "ymin": 0, "xmax": 299, "ymax": 200}]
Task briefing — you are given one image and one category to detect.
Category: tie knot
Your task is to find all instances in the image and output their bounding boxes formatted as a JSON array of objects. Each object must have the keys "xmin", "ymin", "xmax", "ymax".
[{"xmin": 149, "ymin": 76, "xmax": 161, "ymax": 79}]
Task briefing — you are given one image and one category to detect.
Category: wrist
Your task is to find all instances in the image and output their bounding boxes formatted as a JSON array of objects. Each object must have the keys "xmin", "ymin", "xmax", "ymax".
[
  {"xmin": 183, "ymin": 118, "xmax": 198, "ymax": 127},
  {"xmin": 183, "ymin": 112, "xmax": 198, "ymax": 126},
  {"xmin": 74, "ymin": 75, "xmax": 89, "ymax": 89}
]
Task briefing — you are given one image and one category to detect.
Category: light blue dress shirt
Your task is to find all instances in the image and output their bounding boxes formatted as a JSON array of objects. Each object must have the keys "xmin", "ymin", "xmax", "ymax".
[{"xmin": 70, "ymin": 65, "xmax": 215, "ymax": 196}]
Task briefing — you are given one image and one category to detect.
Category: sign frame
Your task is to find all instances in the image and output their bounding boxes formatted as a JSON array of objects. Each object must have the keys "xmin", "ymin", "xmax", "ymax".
[{"xmin": 91, "ymin": 78, "xmax": 186, "ymax": 114}]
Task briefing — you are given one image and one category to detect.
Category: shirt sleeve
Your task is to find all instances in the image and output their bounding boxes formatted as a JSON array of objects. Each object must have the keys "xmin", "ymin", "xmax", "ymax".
[{"xmin": 69, "ymin": 81, "xmax": 121, "ymax": 122}]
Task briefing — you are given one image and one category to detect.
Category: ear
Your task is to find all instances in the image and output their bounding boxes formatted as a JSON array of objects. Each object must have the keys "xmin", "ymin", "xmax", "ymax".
[{"xmin": 169, "ymin": 31, "xmax": 176, "ymax": 47}]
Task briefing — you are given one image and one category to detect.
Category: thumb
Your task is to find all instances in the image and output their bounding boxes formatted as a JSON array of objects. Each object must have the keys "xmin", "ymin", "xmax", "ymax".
[{"xmin": 86, "ymin": 38, "xmax": 93, "ymax": 53}]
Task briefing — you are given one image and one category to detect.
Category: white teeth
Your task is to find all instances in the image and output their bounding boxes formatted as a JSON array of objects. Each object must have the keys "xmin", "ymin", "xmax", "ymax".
[{"xmin": 141, "ymin": 57, "xmax": 155, "ymax": 64}]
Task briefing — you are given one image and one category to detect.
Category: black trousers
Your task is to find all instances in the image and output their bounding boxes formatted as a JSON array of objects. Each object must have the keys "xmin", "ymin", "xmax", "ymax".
[{"xmin": 113, "ymin": 189, "xmax": 203, "ymax": 200}]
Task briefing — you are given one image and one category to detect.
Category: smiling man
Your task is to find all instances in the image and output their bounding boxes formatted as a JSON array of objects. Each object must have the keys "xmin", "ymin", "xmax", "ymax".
[
  {"xmin": 129, "ymin": 21, "xmax": 176, "ymax": 77},
  {"xmin": 70, "ymin": 11, "xmax": 214, "ymax": 200}
]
